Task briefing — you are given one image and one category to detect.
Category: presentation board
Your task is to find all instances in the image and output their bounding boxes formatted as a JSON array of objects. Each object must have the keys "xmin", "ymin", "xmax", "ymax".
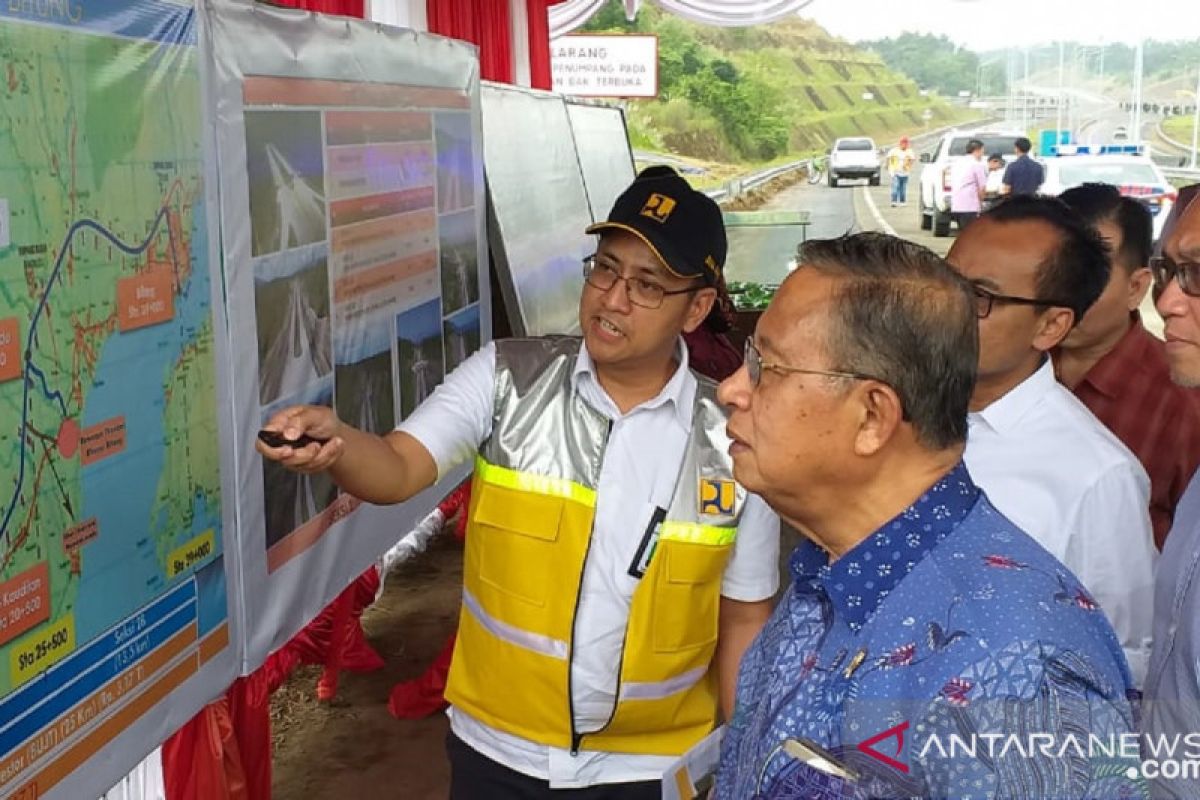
[
  {"xmin": 566, "ymin": 102, "xmax": 636, "ymax": 223},
  {"xmin": 0, "ymin": 2, "xmax": 240, "ymax": 797},
  {"xmin": 207, "ymin": 1, "xmax": 488, "ymax": 669},
  {"xmin": 482, "ymin": 84, "xmax": 594, "ymax": 336}
]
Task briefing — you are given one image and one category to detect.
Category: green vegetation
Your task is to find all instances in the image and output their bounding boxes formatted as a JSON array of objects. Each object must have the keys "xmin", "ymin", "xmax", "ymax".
[
  {"xmin": 862, "ymin": 34, "xmax": 984, "ymax": 97},
  {"xmin": 581, "ymin": 3, "xmax": 969, "ymax": 164},
  {"xmin": 1164, "ymin": 115, "xmax": 1198, "ymax": 144},
  {"xmin": 727, "ymin": 281, "xmax": 778, "ymax": 310}
]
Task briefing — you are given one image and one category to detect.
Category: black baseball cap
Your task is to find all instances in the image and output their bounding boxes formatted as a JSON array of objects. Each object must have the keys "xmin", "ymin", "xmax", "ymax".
[{"xmin": 586, "ymin": 165, "xmax": 726, "ymax": 286}]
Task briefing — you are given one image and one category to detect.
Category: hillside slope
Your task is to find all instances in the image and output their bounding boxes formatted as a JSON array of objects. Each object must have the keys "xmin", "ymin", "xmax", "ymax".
[{"xmin": 581, "ymin": 6, "xmax": 971, "ymax": 163}]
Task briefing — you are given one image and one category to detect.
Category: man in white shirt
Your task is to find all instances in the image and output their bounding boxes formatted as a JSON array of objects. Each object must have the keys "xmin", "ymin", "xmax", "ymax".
[
  {"xmin": 258, "ymin": 166, "xmax": 780, "ymax": 797},
  {"xmin": 946, "ymin": 195, "xmax": 1156, "ymax": 685}
]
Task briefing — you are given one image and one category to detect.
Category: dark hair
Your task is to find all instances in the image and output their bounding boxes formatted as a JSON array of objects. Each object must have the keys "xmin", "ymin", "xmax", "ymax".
[
  {"xmin": 795, "ymin": 232, "xmax": 978, "ymax": 449},
  {"xmin": 987, "ymin": 153, "xmax": 1004, "ymax": 163},
  {"xmin": 983, "ymin": 195, "xmax": 1111, "ymax": 324},
  {"xmin": 1058, "ymin": 183, "xmax": 1153, "ymax": 273},
  {"xmin": 966, "ymin": 139, "xmax": 984, "ymax": 154},
  {"xmin": 1014, "ymin": 137, "xmax": 1033, "ymax": 154}
]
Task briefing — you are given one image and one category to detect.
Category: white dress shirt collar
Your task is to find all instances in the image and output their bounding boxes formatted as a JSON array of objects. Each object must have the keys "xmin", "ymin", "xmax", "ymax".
[
  {"xmin": 570, "ymin": 336, "xmax": 696, "ymax": 430},
  {"xmin": 972, "ymin": 358, "xmax": 1056, "ymax": 435}
]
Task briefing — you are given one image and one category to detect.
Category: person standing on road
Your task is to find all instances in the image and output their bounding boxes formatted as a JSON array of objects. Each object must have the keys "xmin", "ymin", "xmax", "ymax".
[
  {"xmin": 257, "ymin": 165, "xmax": 781, "ymax": 799},
  {"xmin": 886, "ymin": 135, "xmax": 916, "ymax": 207},
  {"xmin": 1002, "ymin": 136, "xmax": 1044, "ymax": 197},
  {"xmin": 949, "ymin": 139, "xmax": 988, "ymax": 232},
  {"xmin": 983, "ymin": 153, "xmax": 1005, "ymax": 211}
]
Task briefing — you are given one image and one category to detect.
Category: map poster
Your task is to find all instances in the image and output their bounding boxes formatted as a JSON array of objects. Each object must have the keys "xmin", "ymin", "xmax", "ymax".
[
  {"xmin": 0, "ymin": 2, "xmax": 239, "ymax": 798},
  {"xmin": 207, "ymin": 0, "xmax": 488, "ymax": 669}
]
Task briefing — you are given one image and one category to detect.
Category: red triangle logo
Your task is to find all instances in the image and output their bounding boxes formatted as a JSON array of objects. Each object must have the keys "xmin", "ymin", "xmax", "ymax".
[{"xmin": 856, "ymin": 720, "xmax": 910, "ymax": 773}]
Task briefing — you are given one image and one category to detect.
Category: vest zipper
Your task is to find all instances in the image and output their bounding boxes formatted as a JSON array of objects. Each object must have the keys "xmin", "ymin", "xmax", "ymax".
[{"xmin": 568, "ymin": 418, "xmax": 613, "ymax": 757}]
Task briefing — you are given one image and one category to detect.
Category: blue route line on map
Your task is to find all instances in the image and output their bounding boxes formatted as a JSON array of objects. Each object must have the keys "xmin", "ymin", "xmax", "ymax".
[
  {"xmin": 1, "ymin": 207, "xmax": 173, "ymax": 545},
  {"xmin": 26, "ymin": 362, "xmax": 67, "ymax": 417}
]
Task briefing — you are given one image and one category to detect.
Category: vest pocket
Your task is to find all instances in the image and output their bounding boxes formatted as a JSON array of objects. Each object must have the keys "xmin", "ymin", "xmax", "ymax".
[
  {"xmin": 652, "ymin": 541, "xmax": 729, "ymax": 653},
  {"xmin": 475, "ymin": 482, "xmax": 564, "ymax": 608}
]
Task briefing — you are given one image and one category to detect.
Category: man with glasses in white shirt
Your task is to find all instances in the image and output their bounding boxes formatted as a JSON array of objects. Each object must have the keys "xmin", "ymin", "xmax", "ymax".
[
  {"xmin": 258, "ymin": 165, "xmax": 780, "ymax": 798},
  {"xmin": 946, "ymin": 195, "xmax": 1156, "ymax": 686}
]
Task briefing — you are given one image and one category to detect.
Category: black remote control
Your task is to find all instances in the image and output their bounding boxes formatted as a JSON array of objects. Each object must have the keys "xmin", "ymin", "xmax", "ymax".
[{"xmin": 257, "ymin": 429, "xmax": 328, "ymax": 449}]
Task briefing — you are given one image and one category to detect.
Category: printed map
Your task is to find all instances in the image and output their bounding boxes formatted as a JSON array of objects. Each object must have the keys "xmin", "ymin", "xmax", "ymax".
[{"xmin": 0, "ymin": 7, "xmax": 222, "ymax": 698}]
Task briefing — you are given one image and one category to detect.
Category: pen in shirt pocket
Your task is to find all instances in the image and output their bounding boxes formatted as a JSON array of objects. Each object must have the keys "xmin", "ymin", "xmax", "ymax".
[
  {"xmin": 783, "ymin": 737, "xmax": 860, "ymax": 782},
  {"xmin": 628, "ymin": 506, "xmax": 667, "ymax": 578}
]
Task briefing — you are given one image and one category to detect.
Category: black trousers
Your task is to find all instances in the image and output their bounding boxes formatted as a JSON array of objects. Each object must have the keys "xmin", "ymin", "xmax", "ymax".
[
  {"xmin": 446, "ymin": 732, "xmax": 662, "ymax": 800},
  {"xmin": 953, "ymin": 211, "xmax": 980, "ymax": 231}
]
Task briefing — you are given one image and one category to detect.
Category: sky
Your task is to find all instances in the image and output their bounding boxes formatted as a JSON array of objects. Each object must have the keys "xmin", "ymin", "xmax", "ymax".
[{"xmin": 804, "ymin": 0, "xmax": 1200, "ymax": 50}]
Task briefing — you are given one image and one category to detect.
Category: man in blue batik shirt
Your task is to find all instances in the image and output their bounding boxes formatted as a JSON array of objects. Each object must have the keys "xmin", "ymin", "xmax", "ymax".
[{"xmin": 714, "ymin": 233, "xmax": 1143, "ymax": 799}]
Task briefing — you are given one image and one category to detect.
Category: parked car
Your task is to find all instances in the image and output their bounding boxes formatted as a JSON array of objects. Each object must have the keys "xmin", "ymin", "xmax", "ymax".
[
  {"xmin": 1040, "ymin": 149, "xmax": 1176, "ymax": 241},
  {"xmin": 828, "ymin": 137, "xmax": 880, "ymax": 188},
  {"xmin": 918, "ymin": 129, "xmax": 1024, "ymax": 236}
]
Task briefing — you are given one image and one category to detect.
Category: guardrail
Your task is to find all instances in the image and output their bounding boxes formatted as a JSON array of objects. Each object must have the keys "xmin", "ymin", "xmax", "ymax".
[
  {"xmin": 702, "ymin": 158, "xmax": 810, "ymax": 202},
  {"xmin": 1163, "ymin": 166, "xmax": 1200, "ymax": 180}
]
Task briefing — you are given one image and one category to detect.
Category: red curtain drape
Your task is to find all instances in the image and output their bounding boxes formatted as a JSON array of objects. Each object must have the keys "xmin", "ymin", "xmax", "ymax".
[
  {"xmin": 427, "ymin": 0, "xmax": 513, "ymax": 83},
  {"xmin": 527, "ymin": 0, "xmax": 554, "ymax": 90},
  {"xmin": 269, "ymin": 0, "xmax": 365, "ymax": 17}
]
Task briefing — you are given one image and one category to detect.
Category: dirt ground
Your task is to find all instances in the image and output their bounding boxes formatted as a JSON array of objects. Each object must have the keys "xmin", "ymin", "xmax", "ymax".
[{"xmin": 270, "ymin": 534, "xmax": 464, "ymax": 799}]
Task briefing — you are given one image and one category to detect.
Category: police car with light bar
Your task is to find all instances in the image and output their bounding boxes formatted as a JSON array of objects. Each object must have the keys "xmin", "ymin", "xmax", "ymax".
[{"xmin": 1040, "ymin": 143, "xmax": 1177, "ymax": 241}]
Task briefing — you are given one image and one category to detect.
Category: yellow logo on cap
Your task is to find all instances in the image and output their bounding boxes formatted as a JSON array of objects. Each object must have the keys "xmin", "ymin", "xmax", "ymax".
[
  {"xmin": 640, "ymin": 193, "xmax": 676, "ymax": 223},
  {"xmin": 699, "ymin": 478, "xmax": 736, "ymax": 516}
]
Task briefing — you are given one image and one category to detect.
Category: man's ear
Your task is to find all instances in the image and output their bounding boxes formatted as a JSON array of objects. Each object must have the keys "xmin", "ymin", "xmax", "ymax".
[
  {"xmin": 683, "ymin": 288, "xmax": 717, "ymax": 334},
  {"xmin": 853, "ymin": 382, "xmax": 904, "ymax": 457},
  {"xmin": 1032, "ymin": 306, "xmax": 1076, "ymax": 352},
  {"xmin": 1127, "ymin": 267, "xmax": 1153, "ymax": 311}
]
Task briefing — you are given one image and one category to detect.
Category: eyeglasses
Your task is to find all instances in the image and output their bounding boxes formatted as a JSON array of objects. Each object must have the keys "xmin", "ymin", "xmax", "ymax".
[
  {"xmin": 970, "ymin": 283, "xmax": 1073, "ymax": 319},
  {"xmin": 582, "ymin": 255, "xmax": 697, "ymax": 310},
  {"xmin": 1150, "ymin": 255, "xmax": 1200, "ymax": 298},
  {"xmin": 743, "ymin": 337, "xmax": 876, "ymax": 388}
]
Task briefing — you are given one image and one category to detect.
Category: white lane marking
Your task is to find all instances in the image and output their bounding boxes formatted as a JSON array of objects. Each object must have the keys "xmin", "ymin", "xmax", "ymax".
[{"xmin": 859, "ymin": 185, "xmax": 896, "ymax": 235}]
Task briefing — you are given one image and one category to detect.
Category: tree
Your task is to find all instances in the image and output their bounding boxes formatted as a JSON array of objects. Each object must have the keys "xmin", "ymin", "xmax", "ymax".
[{"xmin": 863, "ymin": 33, "xmax": 980, "ymax": 96}]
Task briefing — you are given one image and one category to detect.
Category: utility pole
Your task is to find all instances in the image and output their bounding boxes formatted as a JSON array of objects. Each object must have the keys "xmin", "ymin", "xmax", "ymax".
[
  {"xmin": 1006, "ymin": 49, "xmax": 1015, "ymax": 124},
  {"xmin": 1131, "ymin": 40, "xmax": 1144, "ymax": 146},
  {"xmin": 1192, "ymin": 63, "xmax": 1200, "ymax": 169},
  {"xmin": 1056, "ymin": 40, "xmax": 1065, "ymax": 142},
  {"xmin": 1022, "ymin": 47, "xmax": 1030, "ymax": 130}
]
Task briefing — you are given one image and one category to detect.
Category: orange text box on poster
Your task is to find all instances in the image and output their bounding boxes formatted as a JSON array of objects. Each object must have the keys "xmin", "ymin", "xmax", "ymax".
[
  {"xmin": 116, "ymin": 271, "xmax": 174, "ymax": 332},
  {"xmin": 333, "ymin": 252, "xmax": 437, "ymax": 304},
  {"xmin": 80, "ymin": 416, "xmax": 126, "ymax": 467},
  {"xmin": 0, "ymin": 563, "xmax": 51, "ymax": 647},
  {"xmin": 0, "ymin": 317, "xmax": 20, "ymax": 382},
  {"xmin": 62, "ymin": 519, "xmax": 99, "ymax": 553}
]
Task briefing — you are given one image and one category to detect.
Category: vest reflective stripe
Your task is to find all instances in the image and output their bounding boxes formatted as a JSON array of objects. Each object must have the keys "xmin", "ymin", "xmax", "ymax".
[
  {"xmin": 474, "ymin": 456, "xmax": 597, "ymax": 507},
  {"xmin": 659, "ymin": 521, "xmax": 738, "ymax": 547},
  {"xmin": 620, "ymin": 666, "xmax": 708, "ymax": 702},
  {"xmin": 462, "ymin": 588, "xmax": 569, "ymax": 661}
]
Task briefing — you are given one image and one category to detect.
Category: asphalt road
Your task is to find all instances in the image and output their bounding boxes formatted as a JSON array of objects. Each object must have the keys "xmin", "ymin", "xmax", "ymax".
[{"xmin": 726, "ymin": 163, "xmax": 1165, "ymax": 336}]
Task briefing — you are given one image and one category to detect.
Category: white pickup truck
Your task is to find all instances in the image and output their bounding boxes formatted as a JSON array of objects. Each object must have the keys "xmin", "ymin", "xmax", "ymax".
[
  {"xmin": 917, "ymin": 129, "xmax": 1023, "ymax": 236},
  {"xmin": 827, "ymin": 137, "xmax": 881, "ymax": 188}
]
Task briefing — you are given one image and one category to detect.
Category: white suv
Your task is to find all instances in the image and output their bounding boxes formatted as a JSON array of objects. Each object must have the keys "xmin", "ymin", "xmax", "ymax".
[
  {"xmin": 828, "ymin": 137, "xmax": 880, "ymax": 188},
  {"xmin": 918, "ymin": 129, "xmax": 1023, "ymax": 236}
]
